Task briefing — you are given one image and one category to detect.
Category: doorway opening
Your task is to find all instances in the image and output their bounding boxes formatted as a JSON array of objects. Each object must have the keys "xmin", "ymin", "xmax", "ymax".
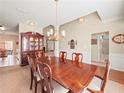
[
  {"xmin": 0, "ymin": 34, "xmax": 19, "ymax": 67},
  {"xmin": 46, "ymin": 39, "xmax": 55, "ymax": 52},
  {"xmin": 91, "ymin": 32, "xmax": 109, "ymax": 66}
]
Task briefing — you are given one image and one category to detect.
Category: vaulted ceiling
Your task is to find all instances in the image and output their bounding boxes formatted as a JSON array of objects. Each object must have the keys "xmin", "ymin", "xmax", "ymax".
[{"xmin": 0, "ymin": 0, "xmax": 124, "ymax": 32}]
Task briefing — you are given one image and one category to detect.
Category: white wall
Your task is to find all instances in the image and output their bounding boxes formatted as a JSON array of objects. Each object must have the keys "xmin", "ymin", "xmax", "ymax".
[
  {"xmin": 109, "ymin": 30, "xmax": 124, "ymax": 71},
  {"xmin": 59, "ymin": 12, "xmax": 124, "ymax": 71},
  {"xmin": 19, "ymin": 23, "xmax": 43, "ymax": 34}
]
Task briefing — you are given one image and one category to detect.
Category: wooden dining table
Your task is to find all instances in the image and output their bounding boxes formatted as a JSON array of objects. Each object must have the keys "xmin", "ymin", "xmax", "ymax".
[{"xmin": 37, "ymin": 56, "xmax": 97, "ymax": 93}]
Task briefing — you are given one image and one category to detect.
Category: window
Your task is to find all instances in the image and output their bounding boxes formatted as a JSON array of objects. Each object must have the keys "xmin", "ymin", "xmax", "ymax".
[{"xmin": 5, "ymin": 41, "xmax": 13, "ymax": 50}]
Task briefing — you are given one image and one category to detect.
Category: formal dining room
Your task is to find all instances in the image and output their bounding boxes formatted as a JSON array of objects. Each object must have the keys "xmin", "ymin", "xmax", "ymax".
[{"xmin": 0, "ymin": 0, "xmax": 124, "ymax": 93}]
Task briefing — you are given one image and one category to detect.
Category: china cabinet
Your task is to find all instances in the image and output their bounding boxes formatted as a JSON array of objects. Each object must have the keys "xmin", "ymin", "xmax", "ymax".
[{"xmin": 21, "ymin": 32, "xmax": 44, "ymax": 65}]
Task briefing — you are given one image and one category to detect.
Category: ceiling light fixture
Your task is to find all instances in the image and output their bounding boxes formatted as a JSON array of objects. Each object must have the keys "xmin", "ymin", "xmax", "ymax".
[
  {"xmin": 47, "ymin": 0, "xmax": 65, "ymax": 41},
  {"xmin": 79, "ymin": 17, "xmax": 84, "ymax": 23},
  {"xmin": 0, "ymin": 25, "xmax": 5, "ymax": 31},
  {"xmin": 26, "ymin": 19, "xmax": 37, "ymax": 26}
]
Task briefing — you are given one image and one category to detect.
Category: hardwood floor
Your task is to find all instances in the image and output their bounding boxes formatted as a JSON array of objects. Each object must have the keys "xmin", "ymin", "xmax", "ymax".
[
  {"xmin": 95, "ymin": 65, "xmax": 124, "ymax": 85},
  {"xmin": 110, "ymin": 69, "xmax": 124, "ymax": 85},
  {"xmin": 92, "ymin": 61, "xmax": 124, "ymax": 85}
]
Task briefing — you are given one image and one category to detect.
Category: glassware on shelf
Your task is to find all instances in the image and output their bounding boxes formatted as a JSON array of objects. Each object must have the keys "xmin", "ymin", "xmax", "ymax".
[{"xmin": 23, "ymin": 37, "xmax": 28, "ymax": 51}]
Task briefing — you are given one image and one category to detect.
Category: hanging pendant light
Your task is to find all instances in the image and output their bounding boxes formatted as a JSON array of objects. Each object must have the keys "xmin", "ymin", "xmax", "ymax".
[
  {"xmin": 0, "ymin": 25, "xmax": 5, "ymax": 31},
  {"xmin": 47, "ymin": 0, "xmax": 65, "ymax": 41}
]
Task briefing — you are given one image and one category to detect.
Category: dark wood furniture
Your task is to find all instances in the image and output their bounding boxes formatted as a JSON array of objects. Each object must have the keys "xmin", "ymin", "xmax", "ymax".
[
  {"xmin": 59, "ymin": 51, "xmax": 67, "ymax": 62},
  {"xmin": 87, "ymin": 61, "xmax": 110, "ymax": 93},
  {"xmin": 37, "ymin": 63, "xmax": 53, "ymax": 93},
  {"xmin": 72, "ymin": 52, "xmax": 83, "ymax": 64},
  {"xmin": 21, "ymin": 32, "xmax": 44, "ymax": 66},
  {"xmin": 37, "ymin": 56, "xmax": 97, "ymax": 93},
  {"xmin": 35, "ymin": 50, "xmax": 45, "ymax": 59},
  {"xmin": 0, "ymin": 48, "xmax": 7, "ymax": 57},
  {"xmin": 27, "ymin": 54, "xmax": 41, "ymax": 93}
]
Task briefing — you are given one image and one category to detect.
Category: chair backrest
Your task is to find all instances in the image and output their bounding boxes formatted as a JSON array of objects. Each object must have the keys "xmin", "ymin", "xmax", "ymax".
[
  {"xmin": 35, "ymin": 50, "xmax": 45, "ymax": 59},
  {"xmin": 72, "ymin": 52, "xmax": 83, "ymax": 64},
  {"xmin": 59, "ymin": 51, "xmax": 67, "ymax": 62},
  {"xmin": 27, "ymin": 54, "xmax": 36, "ymax": 72},
  {"xmin": 37, "ymin": 63, "xmax": 53, "ymax": 93},
  {"xmin": 87, "ymin": 60, "xmax": 110, "ymax": 93},
  {"xmin": 101, "ymin": 60, "xmax": 110, "ymax": 92}
]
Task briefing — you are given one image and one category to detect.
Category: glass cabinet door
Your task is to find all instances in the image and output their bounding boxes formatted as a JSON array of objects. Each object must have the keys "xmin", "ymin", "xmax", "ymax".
[
  {"xmin": 21, "ymin": 32, "xmax": 44, "ymax": 51},
  {"xmin": 22, "ymin": 36, "xmax": 28, "ymax": 51},
  {"xmin": 29, "ymin": 36, "xmax": 34, "ymax": 50},
  {"xmin": 35, "ymin": 37, "xmax": 38, "ymax": 50},
  {"xmin": 40, "ymin": 38, "xmax": 43, "ymax": 50}
]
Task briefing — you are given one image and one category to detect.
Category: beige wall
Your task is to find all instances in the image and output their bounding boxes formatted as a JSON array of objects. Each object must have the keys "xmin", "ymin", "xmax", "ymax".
[
  {"xmin": 0, "ymin": 35, "xmax": 19, "ymax": 54},
  {"xmin": 59, "ymin": 12, "xmax": 124, "ymax": 71},
  {"xmin": 110, "ymin": 31, "xmax": 124, "ymax": 54}
]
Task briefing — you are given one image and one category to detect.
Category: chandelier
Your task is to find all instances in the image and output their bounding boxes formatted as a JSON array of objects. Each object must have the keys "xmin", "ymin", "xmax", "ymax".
[
  {"xmin": 0, "ymin": 25, "xmax": 5, "ymax": 31},
  {"xmin": 47, "ymin": 0, "xmax": 65, "ymax": 41}
]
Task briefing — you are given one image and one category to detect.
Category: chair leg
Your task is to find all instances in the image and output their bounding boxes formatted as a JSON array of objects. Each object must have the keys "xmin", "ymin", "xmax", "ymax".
[
  {"xmin": 67, "ymin": 90, "xmax": 74, "ymax": 93},
  {"xmin": 35, "ymin": 79, "xmax": 37, "ymax": 93},
  {"xmin": 30, "ymin": 70, "xmax": 33, "ymax": 90},
  {"xmin": 41, "ymin": 81, "xmax": 45, "ymax": 93},
  {"xmin": 41, "ymin": 82, "xmax": 43, "ymax": 93}
]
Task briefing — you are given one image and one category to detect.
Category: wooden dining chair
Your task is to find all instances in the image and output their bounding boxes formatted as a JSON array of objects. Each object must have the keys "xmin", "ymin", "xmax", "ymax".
[
  {"xmin": 86, "ymin": 61, "xmax": 110, "ymax": 93},
  {"xmin": 35, "ymin": 50, "xmax": 45, "ymax": 59},
  {"xmin": 37, "ymin": 63, "xmax": 53, "ymax": 93},
  {"xmin": 72, "ymin": 52, "xmax": 83, "ymax": 64},
  {"xmin": 59, "ymin": 51, "xmax": 67, "ymax": 62},
  {"xmin": 37, "ymin": 63, "xmax": 68, "ymax": 93},
  {"xmin": 27, "ymin": 54, "xmax": 41, "ymax": 93}
]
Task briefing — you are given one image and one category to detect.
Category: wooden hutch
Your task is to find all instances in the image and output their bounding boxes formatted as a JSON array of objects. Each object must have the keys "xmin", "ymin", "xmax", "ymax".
[{"xmin": 21, "ymin": 32, "xmax": 44, "ymax": 66}]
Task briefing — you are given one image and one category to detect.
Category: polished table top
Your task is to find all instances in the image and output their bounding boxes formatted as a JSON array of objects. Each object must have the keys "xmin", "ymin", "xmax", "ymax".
[{"xmin": 37, "ymin": 56, "xmax": 97, "ymax": 93}]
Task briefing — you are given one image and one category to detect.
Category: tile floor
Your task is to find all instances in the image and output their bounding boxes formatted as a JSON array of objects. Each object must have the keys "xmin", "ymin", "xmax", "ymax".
[{"xmin": 0, "ymin": 55, "xmax": 20, "ymax": 67}]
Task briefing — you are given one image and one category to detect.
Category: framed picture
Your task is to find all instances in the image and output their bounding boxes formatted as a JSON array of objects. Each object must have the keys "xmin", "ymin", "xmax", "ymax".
[
  {"xmin": 91, "ymin": 39, "xmax": 97, "ymax": 45},
  {"xmin": 112, "ymin": 34, "xmax": 124, "ymax": 44},
  {"xmin": 68, "ymin": 39, "xmax": 77, "ymax": 49}
]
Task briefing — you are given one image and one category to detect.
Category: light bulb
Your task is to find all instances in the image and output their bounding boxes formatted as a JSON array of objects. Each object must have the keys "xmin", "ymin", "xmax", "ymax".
[
  {"xmin": 47, "ymin": 31, "xmax": 50, "ymax": 37},
  {"xmin": 50, "ymin": 29, "xmax": 53, "ymax": 35},
  {"xmin": 0, "ymin": 26, "xmax": 5, "ymax": 30},
  {"xmin": 61, "ymin": 30, "xmax": 65, "ymax": 37},
  {"xmin": 79, "ymin": 17, "xmax": 84, "ymax": 23}
]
